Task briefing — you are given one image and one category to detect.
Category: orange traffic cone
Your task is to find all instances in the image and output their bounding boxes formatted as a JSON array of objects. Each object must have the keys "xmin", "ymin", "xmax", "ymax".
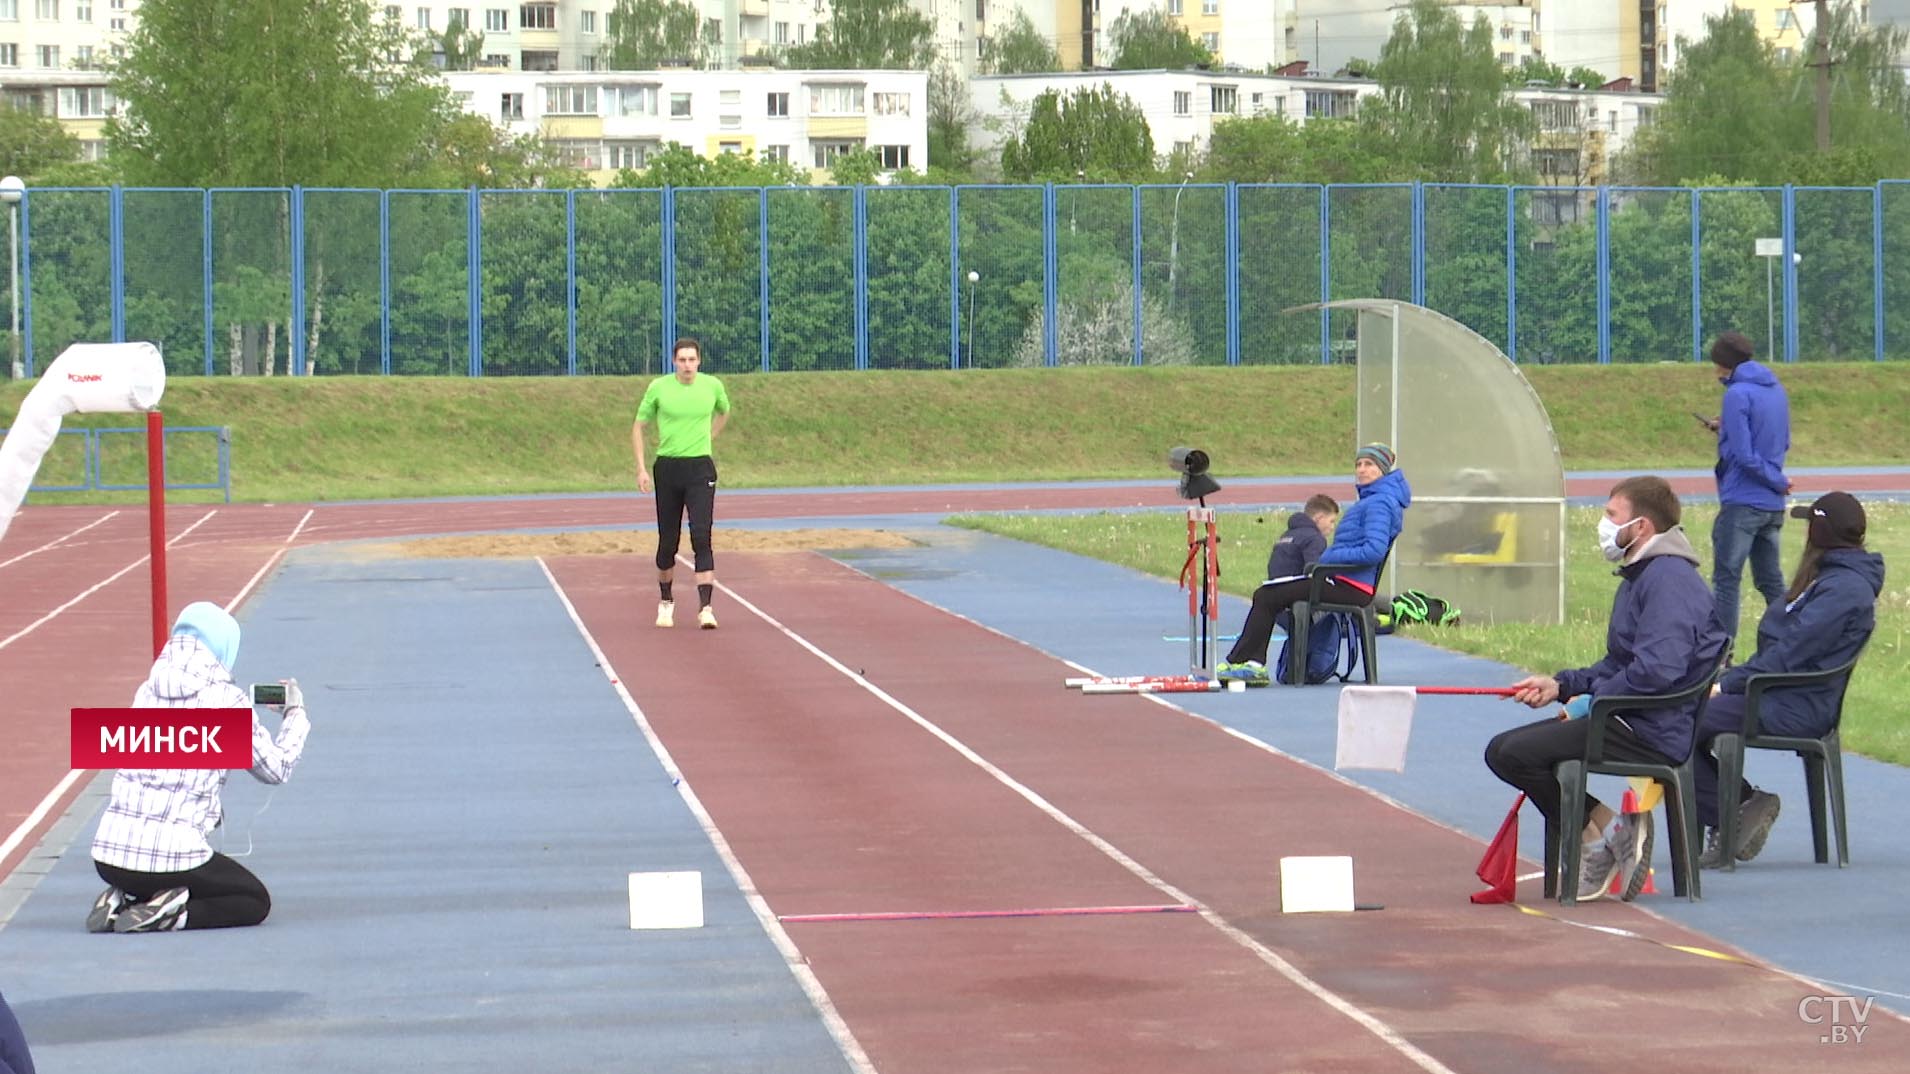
[{"xmin": 1605, "ymin": 789, "xmax": 1658, "ymax": 897}]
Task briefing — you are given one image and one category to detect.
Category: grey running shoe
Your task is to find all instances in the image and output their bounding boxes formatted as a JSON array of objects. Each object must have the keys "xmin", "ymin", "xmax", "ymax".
[
  {"xmin": 114, "ymin": 887, "xmax": 189, "ymax": 933},
  {"xmin": 1605, "ymin": 809, "xmax": 1656, "ymax": 901},
  {"xmin": 1576, "ymin": 840, "xmax": 1616, "ymax": 901},
  {"xmin": 1698, "ymin": 826, "xmax": 1729, "ymax": 870},
  {"xmin": 1735, "ymin": 790, "xmax": 1782, "ymax": 863},
  {"xmin": 86, "ymin": 886, "xmax": 130, "ymax": 933}
]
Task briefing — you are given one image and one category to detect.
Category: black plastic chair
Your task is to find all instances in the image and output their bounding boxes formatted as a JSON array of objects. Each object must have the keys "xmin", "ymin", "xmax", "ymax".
[
  {"xmin": 1713, "ymin": 641, "xmax": 1869, "ymax": 871},
  {"xmin": 1283, "ymin": 548, "xmax": 1392, "ymax": 686},
  {"xmin": 1546, "ymin": 649, "xmax": 1730, "ymax": 906}
]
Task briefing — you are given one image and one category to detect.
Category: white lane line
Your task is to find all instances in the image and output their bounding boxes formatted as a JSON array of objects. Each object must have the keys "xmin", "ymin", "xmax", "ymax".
[
  {"xmin": 0, "ymin": 770, "xmax": 85, "ymax": 869},
  {"xmin": 706, "ymin": 571, "xmax": 1461, "ymax": 1074},
  {"xmin": 224, "ymin": 511, "xmax": 309, "ymax": 611},
  {"xmin": 285, "ymin": 508, "xmax": 314, "ymax": 545},
  {"xmin": 0, "ymin": 509, "xmax": 216, "ymax": 654},
  {"xmin": 537, "ymin": 559, "xmax": 879, "ymax": 1074},
  {"xmin": 0, "ymin": 511, "xmax": 122, "ymax": 570}
]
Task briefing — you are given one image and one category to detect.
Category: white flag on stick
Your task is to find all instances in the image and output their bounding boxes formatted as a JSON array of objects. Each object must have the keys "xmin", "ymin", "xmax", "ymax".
[{"xmin": 1335, "ymin": 686, "xmax": 1419, "ymax": 771}]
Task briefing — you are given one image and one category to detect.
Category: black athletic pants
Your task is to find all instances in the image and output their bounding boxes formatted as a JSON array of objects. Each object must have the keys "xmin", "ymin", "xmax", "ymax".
[
  {"xmin": 1484, "ymin": 716, "xmax": 1676, "ymax": 828},
  {"xmin": 96, "ymin": 852, "xmax": 271, "ymax": 930},
  {"xmin": 1225, "ymin": 575, "xmax": 1375, "ymax": 665},
  {"xmin": 653, "ymin": 455, "xmax": 717, "ymax": 572}
]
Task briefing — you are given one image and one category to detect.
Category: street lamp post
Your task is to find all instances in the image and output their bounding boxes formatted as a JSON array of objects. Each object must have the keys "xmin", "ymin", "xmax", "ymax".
[
  {"xmin": 965, "ymin": 269, "xmax": 980, "ymax": 369},
  {"xmin": 1, "ymin": 175, "xmax": 23, "ymax": 381},
  {"xmin": 1168, "ymin": 171, "xmax": 1192, "ymax": 313}
]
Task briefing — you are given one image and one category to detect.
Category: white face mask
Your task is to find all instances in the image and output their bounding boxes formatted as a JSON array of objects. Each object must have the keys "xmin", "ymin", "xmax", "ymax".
[{"xmin": 1596, "ymin": 515, "xmax": 1644, "ymax": 562}]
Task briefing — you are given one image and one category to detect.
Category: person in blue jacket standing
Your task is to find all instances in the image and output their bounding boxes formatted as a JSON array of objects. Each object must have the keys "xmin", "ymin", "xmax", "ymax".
[
  {"xmin": 1693, "ymin": 491, "xmax": 1883, "ymax": 868},
  {"xmin": 1705, "ymin": 330, "xmax": 1791, "ymax": 637},
  {"xmin": 1219, "ymin": 445, "xmax": 1408, "ymax": 678}
]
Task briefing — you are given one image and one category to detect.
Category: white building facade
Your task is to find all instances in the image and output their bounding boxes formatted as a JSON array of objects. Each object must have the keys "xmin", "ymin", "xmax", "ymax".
[{"xmin": 445, "ymin": 67, "xmax": 928, "ymax": 183}]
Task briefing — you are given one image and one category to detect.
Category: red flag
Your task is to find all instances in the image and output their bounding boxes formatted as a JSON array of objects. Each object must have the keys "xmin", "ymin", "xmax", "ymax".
[{"xmin": 1470, "ymin": 793, "xmax": 1526, "ymax": 904}]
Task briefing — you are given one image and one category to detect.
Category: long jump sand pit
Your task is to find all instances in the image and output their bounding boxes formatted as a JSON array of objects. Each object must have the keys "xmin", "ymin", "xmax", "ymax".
[{"xmin": 365, "ymin": 527, "xmax": 922, "ymax": 559}]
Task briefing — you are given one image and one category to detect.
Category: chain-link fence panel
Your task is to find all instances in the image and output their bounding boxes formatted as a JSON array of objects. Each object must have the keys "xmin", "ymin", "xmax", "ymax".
[
  {"xmin": 302, "ymin": 190, "xmax": 383, "ymax": 376},
  {"xmin": 1513, "ymin": 187, "xmax": 1596, "ymax": 364},
  {"xmin": 1794, "ymin": 187, "xmax": 1875, "ymax": 362},
  {"xmin": 23, "ymin": 189, "xmax": 111, "ymax": 376},
  {"xmin": 1883, "ymin": 182, "xmax": 1910, "ymax": 361},
  {"xmin": 478, "ymin": 191, "xmax": 568, "ymax": 376},
  {"xmin": 1326, "ymin": 185, "xmax": 1412, "ymax": 365},
  {"xmin": 674, "ymin": 187, "xmax": 764, "ymax": 376},
  {"xmin": 1046, "ymin": 185, "xmax": 1138, "ymax": 366},
  {"xmin": 766, "ymin": 187, "xmax": 852, "ymax": 372},
  {"xmin": 575, "ymin": 189, "xmax": 664, "ymax": 377},
  {"xmin": 1237, "ymin": 185, "xmax": 1324, "ymax": 365},
  {"xmin": 1608, "ymin": 188, "xmax": 1695, "ymax": 363},
  {"xmin": 123, "ymin": 189, "xmax": 207, "ymax": 377},
  {"xmin": 1696, "ymin": 187, "xmax": 1783, "ymax": 361},
  {"xmin": 388, "ymin": 191, "xmax": 471, "ymax": 376},
  {"xmin": 209, "ymin": 189, "xmax": 292, "ymax": 376},
  {"xmin": 955, "ymin": 186, "xmax": 1043, "ymax": 370},
  {"xmin": 867, "ymin": 185, "xmax": 955, "ymax": 370},
  {"xmin": 1138, "ymin": 183, "xmax": 1225, "ymax": 365},
  {"xmin": 1424, "ymin": 184, "xmax": 1511, "ymax": 356}
]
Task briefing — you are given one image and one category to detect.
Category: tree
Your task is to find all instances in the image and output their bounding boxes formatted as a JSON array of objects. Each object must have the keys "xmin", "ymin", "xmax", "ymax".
[
  {"xmin": 0, "ymin": 104, "xmax": 82, "ymax": 180},
  {"xmin": 989, "ymin": 10, "xmax": 1060, "ymax": 75},
  {"xmin": 1566, "ymin": 65, "xmax": 1607, "ymax": 89},
  {"xmin": 1108, "ymin": 10, "xmax": 1213, "ymax": 70},
  {"xmin": 1505, "ymin": 54, "xmax": 1566, "ymax": 87},
  {"xmin": 999, "ymin": 85, "xmax": 1155, "ymax": 182},
  {"xmin": 927, "ymin": 62, "xmax": 979, "ymax": 174},
  {"xmin": 604, "ymin": 0, "xmax": 712, "ymax": 70},
  {"xmin": 1202, "ymin": 114, "xmax": 1394, "ymax": 184},
  {"xmin": 441, "ymin": 9, "xmax": 485, "ymax": 71},
  {"xmin": 1359, "ymin": 0, "xmax": 1534, "ymax": 182},
  {"xmin": 106, "ymin": 0, "xmax": 458, "ymax": 187},
  {"xmin": 1621, "ymin": 10, "xmax": 1789, "ymax": 185},
  {"xmin": 784, "ymin": 0, "xmax": 935, "ymax": 70}
]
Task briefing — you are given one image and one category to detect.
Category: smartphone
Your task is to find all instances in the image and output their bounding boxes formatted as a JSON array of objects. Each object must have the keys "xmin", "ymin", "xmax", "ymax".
[
  {"xmin": 1692, "ymin": 412, "xmax": 1716, "ymax": 429},
  {"xmin": 251, "ymin": 683, "xmax": 287, "ymax": 706}
]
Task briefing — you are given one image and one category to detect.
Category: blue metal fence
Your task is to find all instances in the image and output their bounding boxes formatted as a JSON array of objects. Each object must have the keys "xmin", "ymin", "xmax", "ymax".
[
  {"xmin": 9, "ymin": 181, "xmax": 1910, "ymax": 377},
  {"xmin": 0, "ymin": 425, "xmax": 231, "ymax": 500}
]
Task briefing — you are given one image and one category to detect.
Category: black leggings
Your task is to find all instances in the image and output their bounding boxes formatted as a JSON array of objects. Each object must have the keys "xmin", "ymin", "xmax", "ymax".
[
  {"xmin": 1225, "ymin": 575, "xmax": 1375, "ymax": 665},
  {"xmin": 653, "ymin": 455, "xmax": 718, "ymax": 572},
  {"xmin": 96, "ymin": 853, "xmax": 271, "ymax": 930}
]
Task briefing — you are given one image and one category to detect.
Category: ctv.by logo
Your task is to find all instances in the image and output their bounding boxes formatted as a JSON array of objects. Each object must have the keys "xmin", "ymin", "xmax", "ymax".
[{"xmin": 1798, "ymin": 994, "xmax": 1873, "ymax": 1045}]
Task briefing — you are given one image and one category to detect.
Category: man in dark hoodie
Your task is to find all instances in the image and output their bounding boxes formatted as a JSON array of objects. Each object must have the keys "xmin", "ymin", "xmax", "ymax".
[
  {"xmin": 1705, "ymin": 330, "xmax": 1791, "ymax": 637},
  {"xmin": 1267, "ymin": 494, "xmax": 1340, "ymax": 582},
  {"xmin": 1693, "ymin": 491, "xmax": 1883, "ymax": 868},
  {"xmin": 1487, "ymin": 476, "xmax": 1729, "ymax": 901}
]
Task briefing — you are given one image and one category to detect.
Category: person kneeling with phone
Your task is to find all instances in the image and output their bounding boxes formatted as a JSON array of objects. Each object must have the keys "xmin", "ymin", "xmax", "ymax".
[{"xmin": 86, "ymin": 602, "xmax": 311, "ymax": 933}]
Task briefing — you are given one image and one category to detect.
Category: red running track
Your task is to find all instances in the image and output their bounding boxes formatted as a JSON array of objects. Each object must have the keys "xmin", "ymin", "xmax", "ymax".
[{"xmin": 548, "ymin": 550, "xmax": 1910, "ymax": 1074}]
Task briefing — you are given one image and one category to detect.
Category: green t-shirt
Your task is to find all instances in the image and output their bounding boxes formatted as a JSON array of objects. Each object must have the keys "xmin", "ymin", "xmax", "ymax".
[{"xmin": 636, "ymin": 373, "xmax": 730, "ymax": 458}]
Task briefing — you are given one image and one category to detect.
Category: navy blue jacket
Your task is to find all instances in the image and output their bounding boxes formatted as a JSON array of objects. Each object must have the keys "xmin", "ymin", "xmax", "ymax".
[
  {"xmin": 1555, "ymin": 529, "xmax": 1729, "ymax": 762},
  {"xmin": 1717, "ymin": 548, "xmax": 1884, "ymax": 736},
  {"xmin": 1267, "ymin": 512, "xmax": 1327, "ymax": 580},
  {"xmin": 1715, "ymin": 360, "xmax": 1790, "ymax": 511},
  {"xmin": 1317, "ymin": 470, "xmax": 1411, "ymax": 588}
]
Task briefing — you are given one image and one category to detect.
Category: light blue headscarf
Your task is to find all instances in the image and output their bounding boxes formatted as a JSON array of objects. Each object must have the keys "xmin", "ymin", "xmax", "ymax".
[{"xmin": 173, "ymin": 601, "xmax": 240, "ymax": 669}]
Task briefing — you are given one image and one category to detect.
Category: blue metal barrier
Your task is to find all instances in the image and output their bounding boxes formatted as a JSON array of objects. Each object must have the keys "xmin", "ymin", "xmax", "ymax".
[{"xmin": 0, "ymin": 425, "xmax": 231, "ymax": 501}]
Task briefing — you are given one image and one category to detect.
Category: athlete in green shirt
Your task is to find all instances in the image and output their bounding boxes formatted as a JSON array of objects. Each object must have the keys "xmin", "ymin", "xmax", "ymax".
[{"xmin": 633, "ymin": 337, "xmax": 731, "ymax": 629}]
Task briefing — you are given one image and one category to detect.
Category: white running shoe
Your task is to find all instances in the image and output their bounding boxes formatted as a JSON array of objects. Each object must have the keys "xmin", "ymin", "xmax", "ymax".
[
  {"xmin": 655, "ymin": 601, "xmax": 675, "ymax": 628},
  {"xmin": 698, "ymin": 605, "xmax": 718, "ymax": 630}
]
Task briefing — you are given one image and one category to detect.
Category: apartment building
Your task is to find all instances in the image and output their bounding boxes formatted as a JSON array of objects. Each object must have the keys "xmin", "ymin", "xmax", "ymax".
[
  {"xmin": 405, "ymin": 1, "xmax": 829, "ymax": 71},
  {"xmin": 968, "ymin": 67, "xmax": 1662, "ymax": 186},
  {"xmin": 1278, "ymin": 1, "xmax": 1540, "ymax": 75},
  {"xmin": 445, "ymin": 67, "xmax": 928, "ymax": 183}
]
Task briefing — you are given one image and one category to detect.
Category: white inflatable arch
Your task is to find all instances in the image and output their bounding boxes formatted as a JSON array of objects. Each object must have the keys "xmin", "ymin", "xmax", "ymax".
[{"xmin": 0, "ymin": 342, "xmax": 166, "ymax": 542}]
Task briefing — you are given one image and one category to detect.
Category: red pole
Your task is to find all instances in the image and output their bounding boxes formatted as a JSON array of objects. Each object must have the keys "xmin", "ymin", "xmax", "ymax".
[{"xmin": 148, "ymin": 409, "xmax": 167, "ymax": 658}]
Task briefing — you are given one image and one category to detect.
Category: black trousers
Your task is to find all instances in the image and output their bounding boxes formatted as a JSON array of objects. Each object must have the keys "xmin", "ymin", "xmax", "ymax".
[
  {"xmin": 1484, "ymin": 715, "xmax": 1675, "ymax": 828},
  {"xmin": 652, "ymin": 455, "xmax": 717, "ymax": 572},
  {"xmin": 1225, "ymin": 575, "xmax": 1374, "ymax": 665},
  {"xmin": 96, "ymin": 852, "xmax": 271, "ymax": 930}
]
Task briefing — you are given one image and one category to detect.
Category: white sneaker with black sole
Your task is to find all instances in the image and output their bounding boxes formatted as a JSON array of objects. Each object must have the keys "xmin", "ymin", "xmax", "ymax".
[{"xmin": 113, "ymin": 886, "xmax": 189, "ymax": 933}]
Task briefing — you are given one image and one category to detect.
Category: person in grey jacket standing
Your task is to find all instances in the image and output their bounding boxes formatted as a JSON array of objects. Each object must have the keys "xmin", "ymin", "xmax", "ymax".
[{"xmin": 1705, "ymin": 330, "xmax": 1791, "ymax": 637}]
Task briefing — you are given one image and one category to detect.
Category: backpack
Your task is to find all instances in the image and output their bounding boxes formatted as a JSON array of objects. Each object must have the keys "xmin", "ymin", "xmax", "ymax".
[
  {"xmin": 1391, "ymin": 589, "xmax": 1461, "ymax": 628},
  {"xmin": 1275, "ymin": 611, "xmax": 1362, "ymax": 685}
]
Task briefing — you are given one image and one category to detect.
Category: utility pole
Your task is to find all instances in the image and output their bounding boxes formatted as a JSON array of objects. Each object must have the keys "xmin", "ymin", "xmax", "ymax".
[{"xmin": 1811, "ymin": 0, "xmax": 1833, "ymax": 153}]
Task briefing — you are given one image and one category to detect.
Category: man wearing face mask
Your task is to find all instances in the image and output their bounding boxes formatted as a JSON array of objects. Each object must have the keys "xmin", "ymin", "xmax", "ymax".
[
  {"xmin": 1485, "ymin": 476, "xmax": 1730, "ymax": 901},
  {"xmin": 1704, "ymin": 330, "xmax": 1790, "ymax": 638}
]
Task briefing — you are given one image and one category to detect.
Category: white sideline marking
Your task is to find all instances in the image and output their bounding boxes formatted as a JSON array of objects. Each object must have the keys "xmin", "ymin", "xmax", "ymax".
[
  {"xmin": 224, "ymin": 510, "xmax": 310, "ymax": 611},
  {"xmin": 0, "ymin": 770, "xmax": 85, "ymax": 868},
  {"xmin": 705, "ymin": 571, "xmax": 1461, "ymax": 1074},
  {"xmin": 537, "ymin": 559, "xmax": 879, "ymax": 1074},
  {"xmin": 0, "ymin": 510, "xmax": 215, "ymax": 654},
  {"xmin": 0, "ymin": 511, "xmax": 121, "ymax": 570}
]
